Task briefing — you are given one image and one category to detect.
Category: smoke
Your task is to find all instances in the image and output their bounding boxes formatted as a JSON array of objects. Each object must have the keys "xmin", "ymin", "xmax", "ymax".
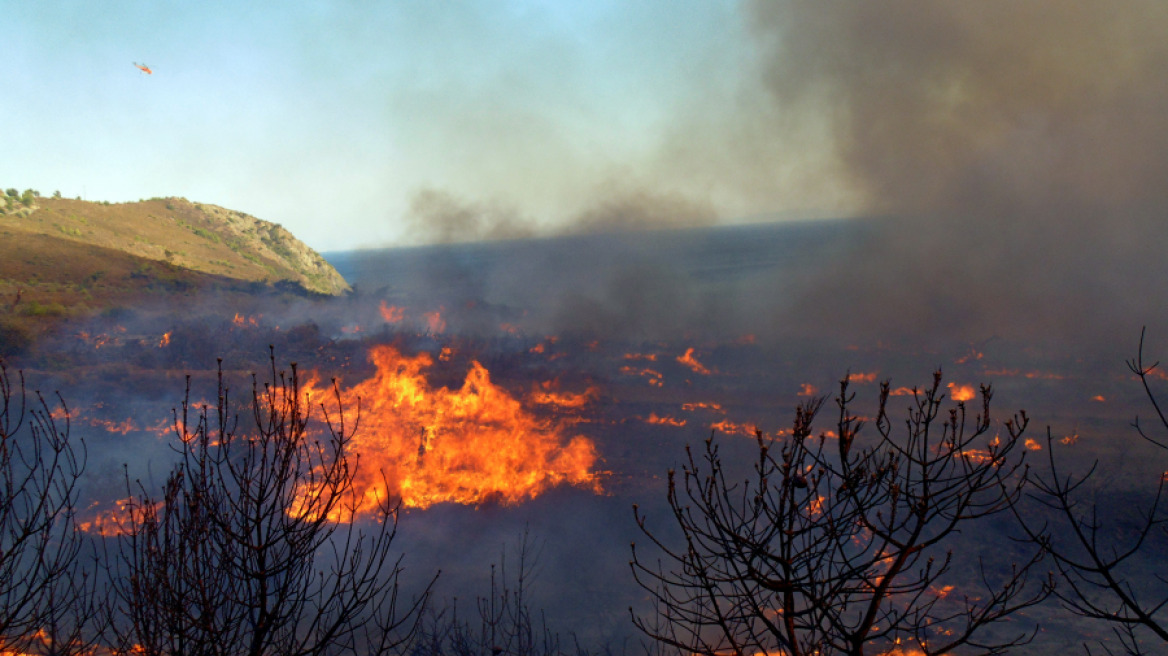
[
  {"xmin": 383, "ymin": 2, "xmax": 1168, "ymax": 349},
  {"xmin": 750, "ymin": 1, "xmax": 1168, "ymax": 219},
  {"xmin": 405, "ymin": 186, "xmax": 717, "ymax": 245},
  {"xmin": 742, "ymin": 1, "xmax": 1168, "ymax": 346},
  {"xmin": 406, "ymin": 188, "xmax": 536, "ymax": 245}
]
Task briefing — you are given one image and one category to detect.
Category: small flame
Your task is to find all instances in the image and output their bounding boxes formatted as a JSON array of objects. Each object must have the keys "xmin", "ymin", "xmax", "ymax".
[
  {"xmin": 947, "ymin": 382, "xmax": 977, "ymax": 402},
  {"xmin": 1024, "ymin": 438, "xmax": 1043, "ymax": 451},
  {"xmin": 620, "ymin": 366, "xmax": 664, "ymax": 387},
  {"xmin": 232, "ymin": 313, "xmax": 260, "ymax": 328},
  {"xmin": 681, "ymin": 401, "xmax": 724, "ymax": 413},
  {"xmin": 644, "ymin": 413, "xmax": 687, "ymax": 427},
  {"xmin": 846, "ymin": 371, "xmax": 878, "ymax": 383},
  {"xmin": 676, "ymin": 348, "xmax": 712, "ymax": 375},
  {"xmin": 798, "ymin": 383, "xmax": 819, "ymax": 397},
  {"xmin": 158, "ymin": 331, "xmax": 171, "ymax": 347},
  {"xmin": 529, "ymin": 382, "xmax": 598, "ymax": 409},
  {"xmin": 423, "ymin": 310, "xmax": 446, "ymax": 334},
  {"xmin": 379, "ymin": 301, "xmax": 405, "ymax": 323},
  {"xmin": 709, "ymin": 419, "xmax": 756, "ymax": 437}
]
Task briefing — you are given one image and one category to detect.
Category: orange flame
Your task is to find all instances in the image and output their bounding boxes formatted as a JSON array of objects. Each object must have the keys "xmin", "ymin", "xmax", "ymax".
[
  {"xmin": 159, "ymin": 331, "xmax": 171, "ymax": 347},
  {"xmin": 798, "ymin": 383, "xmax": 818, "ymax": 397},
  {"xmin": 620, "ymin": 366, "xmax": 664, "ymax": 387},
  {"xmin": 232, "ymin": 313, "xmax": 260, "ymax": 328},
  {"xmin": 423, "ymin": 310, "xmax": 446, "ymax": 334},
  {"xmin": 947, "ymin": 383, "xmax": 977, "ymax": 402},
  {"xmin": 644, "ymin": 413, "xmax": 687, "ymax": 427},
  {"xmin": 709, "ymin": 419, "xmax": 756, "ymax": 437},
  {"xmin": 379, "ymin": 301, "xmax": 405, "ymax": 323},
  {"xmin": 676, "ymin": 348, "xmax": 711, "ymax": 375},
  {"xmin": 78, "ymin": 497, "xmax": 158, "ymax": 537},
  {"xmin": 306, "ymin": 346, "xmax": 600, "ymax": 512},
  {"xmin": 846, "ymin": 372, "xmax": 878, "ymax": 383},
  {"xmin": 681, "ymin": 401, "xmax": 724, "ymax": 413},
  {"xmin": 529, "ymin": 382, "xmax": 598, "ymax": 409}
]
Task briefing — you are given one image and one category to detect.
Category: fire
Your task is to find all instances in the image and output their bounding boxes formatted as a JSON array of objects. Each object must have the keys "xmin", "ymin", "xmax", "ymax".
[
  {"xmin": 158, "ymin": 331, "xmax": 171, "ymax": 347},
  {"xmin": 846, "ymin": 371, "xmax": 878, "ymax": 383},
  {"xmin": 643, "ymin": 413, "xmax": 686, "ymax": 427},
  {"xmin": 955, "ymin": 348, "xmax": 984, "ymax": 364},
  {"xmin": 1091, "ymin": 394, "xmax": 1106, "ymax": 402},
  {"xmin": 947, "ymin": 382, "xmax": 977, "ymax": 402},
  {"xmin": 797, "ymin": 383, "xmax": 818, "ymax": 397},
  {"xmin": 306, "ymin": 345, "xmax": 600, "ymax": 512},
  {"xmin": 232, "ymin": 313, "xmax": 260, "ymax": 328},
  {"xmin": 91, "ymin": 417, "xmax": 136, "ymax": 434},
  {"xmin": 1024, "ymin": 438, "xmax": 1043, "ymax": 451},
  {"xmin": 529, "ymin": 381, "xmax": 598, "ymax": 409},
  {"xmin": 681, "ymin": 401, "xmax": 724, "ymax": 413},
  {"xmin": 931, "ymin": 584, "xmax": 956, "ymax": 599},
  {"xmin": 709, "ymin": 419, "xmax": 756, "ymax": 437},
  {"xmin": 619, "ymin": 366, "xmax": 664, "ymax": 387},
  {"xmin": 676, "ymin": 348, "xmax": 711, "ymax": 375},
  {"xmin": 423, "ymin": 310, "xmax": 446, "ymax": 334},
  {"xmin": 78, "ymin": 497, "xmax": 157, "ymax": 536},
  {"xmin": 960, "ymin": 449, "xmax": 994, "ymax": 464},
  {"xmin": 379, "ymin": 301, "xmax": 405, "ymax": 323},
  {"xmin": 623, "ymin": 352, "xmax": 658, "ymax": 361}
]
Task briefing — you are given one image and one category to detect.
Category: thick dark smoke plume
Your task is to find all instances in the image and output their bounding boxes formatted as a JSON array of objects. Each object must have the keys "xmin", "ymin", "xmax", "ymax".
[
  {"xmin": 387, "ymin": 2, "xmax": 1168, "ymax": 351},
  {"xmin": 746, "ymin": 1, "xmax": 1168, "ymax": 346}
]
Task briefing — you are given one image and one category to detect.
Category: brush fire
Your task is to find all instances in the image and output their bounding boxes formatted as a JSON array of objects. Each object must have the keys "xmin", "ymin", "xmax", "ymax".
[
  {"xmin": 24, "ymin": 233, "xmax": 1167, "ymax": 655},
  {"xmin": 302, "ymin": 344, "xmax": 600, "ymax": 512}
]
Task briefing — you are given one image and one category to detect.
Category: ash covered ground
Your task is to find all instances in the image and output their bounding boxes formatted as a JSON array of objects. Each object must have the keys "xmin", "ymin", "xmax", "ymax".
[{"xmin": 17, "ymin": 219, "xmax": 1168, "ymax": 653}]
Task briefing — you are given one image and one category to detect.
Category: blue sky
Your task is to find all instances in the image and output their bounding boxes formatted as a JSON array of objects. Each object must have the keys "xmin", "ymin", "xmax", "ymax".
[
  {"xmin": 6, "ymin": 2, "xmax": 1165, "ymax": 253},
  {"xmin": 4, "ymin": 1, "xmax": 841, "ymax": 251}
]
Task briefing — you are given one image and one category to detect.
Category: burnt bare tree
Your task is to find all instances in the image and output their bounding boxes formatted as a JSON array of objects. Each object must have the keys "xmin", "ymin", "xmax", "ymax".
[
  {"xmin": 107, "ymin": 352, "xmax": 433, "ymax": 656},
  {"xmin": 1016, "ymin": 330, "xmax": 1168, "ymax": 655},
  {"xmin": 414, "ymin": 529, "xmax": 569, "ymax": 656},
  {"xmin": 0, "ymin": 359, "xmax": 100, "ymax": 656},
  {"xmin": 631, "ymin": 372, "xmax": 1048, "ymax": 656}
]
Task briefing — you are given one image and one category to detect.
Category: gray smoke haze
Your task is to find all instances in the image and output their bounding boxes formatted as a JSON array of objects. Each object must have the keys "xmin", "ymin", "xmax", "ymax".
[
  {"xmin": 381, "ymin": 2, "xmax": 1168, "ymax": 350},
  {"xmin": 405, "ymin": 187, "xmax": 717, "ymax": 245},
  {"xmin": 744, "ymin": 1, "xmax": 1168, "ymax": 346}
]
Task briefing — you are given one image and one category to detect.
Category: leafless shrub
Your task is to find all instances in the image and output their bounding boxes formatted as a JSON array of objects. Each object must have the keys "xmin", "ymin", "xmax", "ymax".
[
  {"xmin": 1016, "ymin": 329, "xmax": 1168, "ymax": 655},
  {"xmin": 106, "ymin": 350, "xmax": 434, "ymax": 656},
  {"xmin": 631, "ymin": 372, "xmax": 1047, "ymax": 656},
  {"xmin": 0, "ymin": 359, "xmax": 100, "ymax": 656}
]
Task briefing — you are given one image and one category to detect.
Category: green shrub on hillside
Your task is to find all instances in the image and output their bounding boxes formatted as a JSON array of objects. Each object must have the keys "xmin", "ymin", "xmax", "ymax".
[{"xmin": 20, "ymin": 301, "xmax": 68, "ymax": 318}]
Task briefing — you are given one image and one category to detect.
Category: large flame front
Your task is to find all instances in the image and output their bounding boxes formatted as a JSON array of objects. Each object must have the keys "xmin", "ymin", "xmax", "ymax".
[{"xmin": 309, "ymin": 345, "xmax": 600, "ymax": 512}]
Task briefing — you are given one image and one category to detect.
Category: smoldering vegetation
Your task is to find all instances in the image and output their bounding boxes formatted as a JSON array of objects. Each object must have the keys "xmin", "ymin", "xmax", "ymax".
[{"xmin": 6, "ymin": 2, "xmax": 1168, "ymax": 653}]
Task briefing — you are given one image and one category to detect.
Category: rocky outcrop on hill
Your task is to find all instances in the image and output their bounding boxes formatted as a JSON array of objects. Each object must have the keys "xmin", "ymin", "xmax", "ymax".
[{"xmin": 0, "ymin": 192, "xmax": 350, "ymax": 296}]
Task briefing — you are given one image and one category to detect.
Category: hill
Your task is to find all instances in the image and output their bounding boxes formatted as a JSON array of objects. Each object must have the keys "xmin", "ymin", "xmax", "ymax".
[
  {"xmin": 0, "ymin": 192, "xmax": 349, "ymax": 296},
  {"xmin": 0, "ymin": 190, "xmax": 351, "ymax": 354}
]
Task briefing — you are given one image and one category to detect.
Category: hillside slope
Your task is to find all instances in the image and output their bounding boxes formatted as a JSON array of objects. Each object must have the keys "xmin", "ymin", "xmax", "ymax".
[{"xmin": 0, "ymin": 194, "xmax": 350, "ymax": 296}]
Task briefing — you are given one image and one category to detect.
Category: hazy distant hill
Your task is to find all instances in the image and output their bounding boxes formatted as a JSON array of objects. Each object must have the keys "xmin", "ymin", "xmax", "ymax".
[{"xmin": 0, "ymin": 193, "xmax": 349, "ymax": 296}]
